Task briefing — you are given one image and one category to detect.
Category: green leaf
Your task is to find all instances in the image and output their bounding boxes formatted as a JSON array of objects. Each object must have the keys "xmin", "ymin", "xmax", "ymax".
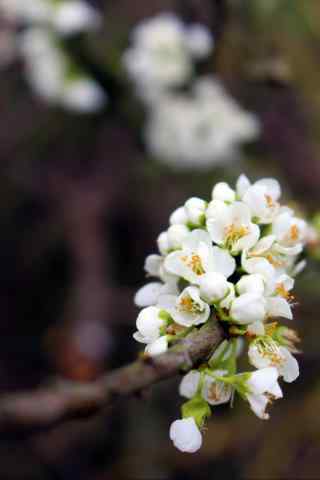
[{"xmin": 181, "ymin": 396, "xmax": 211, "ymax": 428}]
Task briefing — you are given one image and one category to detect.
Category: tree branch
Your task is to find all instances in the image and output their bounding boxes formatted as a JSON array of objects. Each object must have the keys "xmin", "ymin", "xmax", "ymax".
[{"xmin": 0, "ymin": 319, "xmax": 224, "ymax": 433}]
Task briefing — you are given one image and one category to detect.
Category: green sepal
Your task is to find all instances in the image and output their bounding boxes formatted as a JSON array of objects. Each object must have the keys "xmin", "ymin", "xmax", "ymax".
[
  {"xmin": 181, "ymin": 395, "xmax": 211, "ymax": 428},
  {"xmin": 208, "ymin": 338, "xmax": 237, "ymax": 375},
  {"xmin": 159, "ymin": 310, "xmax": 173, "ymax": 324}
]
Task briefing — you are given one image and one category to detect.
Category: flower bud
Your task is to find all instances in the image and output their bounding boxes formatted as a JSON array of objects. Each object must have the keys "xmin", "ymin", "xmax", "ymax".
[
  {"xmin": 236, "ymin": 274, "xmax": 265, "ymax": 296},
  {"xmin": 157, "ymin": 231, "xmax": 170, "ymax": 255},
  {"xmin": 199, "ymin": 272, "xmax": 229, "ymax": 303},
  {"xmin": 169, "ymin": 417, "xmax": 202, "ymax": 453},
  {"xmin": 230, "ymin": 293, "xmax": 266, "ymax": 324},
  {"xmin": 184, "ymin": 197, "xmax": 206, "ymax": 225},
  {"xmin": 212, "ymin": 182, "xmax": 235, "ymax": 202},
  {"xmin": 135, "ymin": 306, "xmax": 164, "ymax": 343},
  {"xmin": 167, "ymin": 224, "xmax": 189, "ymax": 249},
  {"xmin": 169, "ymin": 206, "xmax": 188, "ymax": 225}
]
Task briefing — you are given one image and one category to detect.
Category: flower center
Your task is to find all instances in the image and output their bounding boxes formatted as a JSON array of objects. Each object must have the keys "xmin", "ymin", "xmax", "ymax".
[
  {"xmin": 179, "ymin": 296, "xmax": 203, "ymax": 314},
  {"xmin": 265, "ymin": 194, "xmax": 275, "ymax": 208},
  {"xmin": 257, "ymin": 340, "xmax": 285, "ymax": 366},
  {"xmin": 276, "ymin": 283, "xmax": 295, "ymax": 302},
  {"xmin": 182, "ymin": 254, "xmax": 205, "ymax": 275},
  {"xmin": 290, "ymin": 224, "xmax": 299, "ymax": 241},
  {"xmin": 208, "ymin": 383, "xmax": 221, "ymax": 402},
  {"xmin": 224, "ymin": 224, "xmax": 249, "ymax": 248}
]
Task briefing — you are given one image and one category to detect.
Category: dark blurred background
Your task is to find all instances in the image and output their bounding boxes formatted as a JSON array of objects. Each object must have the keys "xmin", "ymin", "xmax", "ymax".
[{"xmin": 0, "ymin": 0, "xmax": 320, "ymax": 478}]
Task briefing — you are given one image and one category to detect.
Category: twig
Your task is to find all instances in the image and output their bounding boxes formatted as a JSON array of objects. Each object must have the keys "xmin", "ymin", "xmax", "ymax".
[{"xmin": 0, "ymin": 320, "xmax": 224, "ymax": 432}]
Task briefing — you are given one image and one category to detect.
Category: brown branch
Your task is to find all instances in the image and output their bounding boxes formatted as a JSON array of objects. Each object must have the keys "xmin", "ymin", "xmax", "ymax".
[{"xmin": 0, "ymin": 320, "xmax": 224, "ymax": 433}]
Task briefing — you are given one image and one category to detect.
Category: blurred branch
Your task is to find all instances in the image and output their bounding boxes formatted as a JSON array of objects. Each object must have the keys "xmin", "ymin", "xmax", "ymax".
[{"xmin": 0, "ymin": 320, "xmax": 223, "ymax": 432}]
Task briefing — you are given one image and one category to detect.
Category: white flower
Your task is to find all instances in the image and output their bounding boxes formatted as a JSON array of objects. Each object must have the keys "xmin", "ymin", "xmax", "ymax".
[
  {"xmin": 169, "ymin": 417, "xmax": 202, "ymax": 453},
  {"xmin": 242, "ymin": 177, "xmax": 281, "ymax": 224},
  {"xmin": 248, "ymin": 338, "xmax": 299, "ymax": 383},
  {"xmin": 145, "ymin": 77, "xmax": 260, "ymax": 169},
  {"xmin": 158, "ymin": 286, "xmax": 210, "ymax": 327},
  {"xmin": 207, "ymin": 201, "xmax": 260, "ymax": 254},
  {"xmin": 145, "ymin": 335, "xmax": 168, "ymax": 356},
  {"xmin": 165, "ymin": 229, "xmax": 235, "ymax": 284},
  {"xmin": 245, "ymin": 367, "xmax": 283, "ymax": 419},
  {"xmin": 230, "ymin": 293, "xmax": 266, "ymax": 324},
  {"xmin": 134, "ymin": 281, "xmax": 178, "ymax": 307},
  {"xmin": 212, "ymin": 182, "xmax": 236, "ymax": 203},
  {"xmin": 61, "ymin": 78, "xmax": 106, "ymax": 113},
  {"xmin": 179, "ymin": 370, "xmax": 201, "ymax": 398},
  {"xmin": 53, "ymin": 1, "xmax": 101, "ymax": 36},
  {"xmin": 184, "ymin": 197, "xmax": 206, "ymax": 226},
  {"xmin": 123, "ymin": 13, "xmax": 213, "ymax": 102},
  {"xmin": 133, "ymin": 306, "xmax": 165, "ymax": 344},
  {"xmin": 157, "ymin": 224, "xmax": 190, "ymax": 254},
  {"xmin": 144, "ymin": 253, "xmax": 177, "ymax": 286},
  {"xmin": 199, "ymin": 272, "xmax": 230, "ymax": 304},
  {"xmin": 202, "ymin": 372, "xmax": 232, "ymax": 405},
  {"xmin": 271, "ymin": 211, "xmax": 307, "ymax": 255}
]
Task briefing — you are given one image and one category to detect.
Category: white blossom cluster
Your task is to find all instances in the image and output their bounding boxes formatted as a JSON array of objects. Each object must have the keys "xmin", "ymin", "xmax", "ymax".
[
  {"xmin": 123, "ymin": 12, "xmax": 260, "ymax": 169},
  {"xmin": 0, "ymin": 0, "xmax": 106, "ymax": 113},
  {"xmin": 134, "ymin": 174, "xmax": 307, "ymax": 453}
]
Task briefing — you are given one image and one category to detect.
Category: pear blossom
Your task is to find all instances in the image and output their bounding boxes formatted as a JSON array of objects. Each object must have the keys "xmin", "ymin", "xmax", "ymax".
[
  {"xmin": 207, "ymin": 201, "xmax": 260, "ymax": 254},
  {"xmin": 241, "ymin": 177, "xmax": 281, "ymax": 224},
  {"xmin": 169, "ymin": 417, "xmax": 202, "ymax": 453},
  {"xmin": 184, "ymin": 197, "xmax": 207, "ymax": 226},
  {"xmin": 165, "ymin": 229, "xmax": 236, "ymax": 284},
  {"xmin": 158, "ymin": 286, "xmax": 210, "ymax": 327},
  {"xmin": 248, "ymin": 337, "xmax": 299, "ymax": 383}
]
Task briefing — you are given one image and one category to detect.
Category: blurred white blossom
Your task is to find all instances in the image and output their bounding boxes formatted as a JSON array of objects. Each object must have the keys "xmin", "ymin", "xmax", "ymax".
[
  {"xmin": 145, "ymin": 77, "xmax": 260, "ymax": 169},
  {"xmin": 123, "ymin": 12, "xmax": 213, "ymax": 101},
  {"xmin": 19, "ymin": 27, "xmax": 107, "ymax": 112}
]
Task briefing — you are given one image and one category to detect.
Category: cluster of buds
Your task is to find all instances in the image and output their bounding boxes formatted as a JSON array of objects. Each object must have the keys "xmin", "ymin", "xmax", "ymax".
[{"xmin": 134, "ymin": 175, "xmax": 306, "ymax": 452}]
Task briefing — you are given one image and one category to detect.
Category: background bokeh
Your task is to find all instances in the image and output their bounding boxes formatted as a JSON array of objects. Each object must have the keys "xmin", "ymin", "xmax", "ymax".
[{"xmin": 0, "ymin": 0, "xmax": 320, "ymax": 478}]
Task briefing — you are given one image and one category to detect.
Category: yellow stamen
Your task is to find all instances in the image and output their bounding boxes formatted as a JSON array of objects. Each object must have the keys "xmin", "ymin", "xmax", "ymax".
[
  {"xmin": 224, "ymin": 224, "xmax": 249, "ymax": 247},
  {"xmin": 182, "ymin": 254, "xmax": 205, "ymax": 275},
  {"xmin": 276, "ymin": 283, "xmax": 295, "ymax": 302}
]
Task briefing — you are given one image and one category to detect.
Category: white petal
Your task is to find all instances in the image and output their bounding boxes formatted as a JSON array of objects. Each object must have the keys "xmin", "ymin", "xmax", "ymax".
[
  {"xmin": 169, "ymin": 206, "xmax": 188, "ymax": 225},
  {"xmin": 233, "ymin": 223, "xmax": 260, "ymax": 253},
  {"xmin": 136, "ymin": 306, "xmax": 163, "ymax": 342},
  {"xmin": 255, "ymin": 178, "xmax": 281, "ymax": 201},
  {"xmin": 247, "ymin": 393, "xmax": 269, "ymax": 419},
  {"xmin": 278, "ymin": 347, "xmax": 299, "ymax": 383},
  {"xmin": 247, "ymin": 367, "xmax": 279, "ymax": 395},
  {"xmin": 134, "ymin": 282, "xmax": 164, "ymax": 307},
  {"xmin": 211, "ymin": 182, "xmax": 236, "ymax": 202},
  {"xmin": 179, "ymin": 371, "xmax": 201, "ymax": 399},
  {"xmin": 182, "ymin": 229, "xmax": 211, "ymax": 250},
  {"xmin": 169, "ymin": 417, "xmax": 202, "ymax": 453},
  {"xmin": 266, "ymin": 297, "xmax": 293, "ymax": 320},
  {"xmin": 211, "ymin": 247, "xmax": 236, "ymax": 278},
  {"xmin": 145, "ymin": 254, "xmax": 162, "ymax": 277},
  {"xmin": 230, "ymin": 293, "xmax": 266, "ymax": 324},
  {"xmin": 237, "ymin": 274, "xmax": 265, "ymax": 296},
  {"xmin": 199, "ymin": 272, "xmax": 229, "ymax": 303},
  {"xmin": 145, "ymin": 336, "xmax": 168, "ymax": 356},
  {"xmin": 236, "ymin": 174, "xmax": 251, "ymax": 199},
  {"xmin": 247, "ymin": 321, "xmax": 265, "ymax": 337}
]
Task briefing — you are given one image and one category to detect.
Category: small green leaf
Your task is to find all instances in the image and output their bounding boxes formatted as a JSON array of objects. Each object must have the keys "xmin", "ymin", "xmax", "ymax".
[{"xmin": 181, "ymin": 395, "xmax": 211, "ymax": 428}]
